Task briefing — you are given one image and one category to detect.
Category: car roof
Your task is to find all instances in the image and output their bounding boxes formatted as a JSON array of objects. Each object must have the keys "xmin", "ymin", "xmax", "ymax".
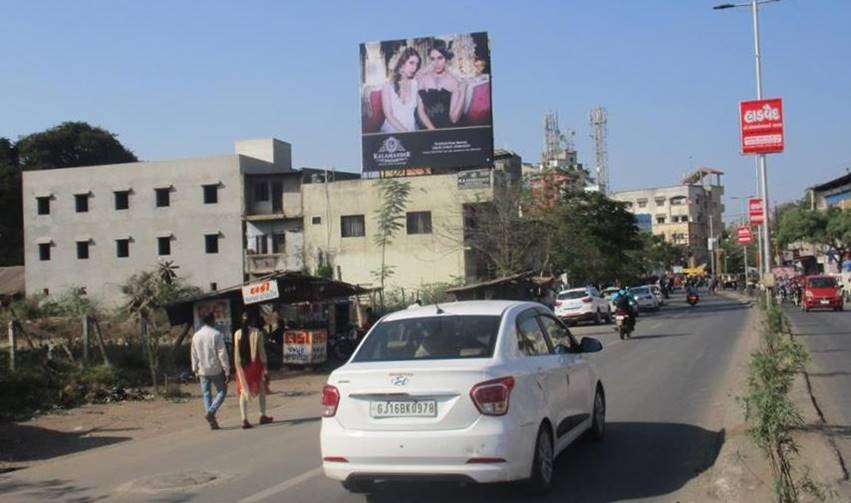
[
  {"xmin": 379, "ymin": 300, "xmax": 539, "ymax": 322},
  {"xmin": 559, "ymin": 287, "xmax": 591, "ymax": 293}
]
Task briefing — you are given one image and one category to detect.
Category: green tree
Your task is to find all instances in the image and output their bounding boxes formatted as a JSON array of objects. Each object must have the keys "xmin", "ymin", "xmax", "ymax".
[
  {"xmin": 631, "ymin": 232, "xmax": 687, "ymax": 276},
  {"xmin": 0, "ymin": 138, "xmax": 22, "ymax": 265},
  {"xmin": 372, "ymin": 178, "xmax": 411, "ymax": 308},
  {"xmin": 16, "ymin": 121, "xmax": 137, "ymax": 171},
  {"xmin": 777, "ymin": 206, "xmax": 851, "ymax": 264}
]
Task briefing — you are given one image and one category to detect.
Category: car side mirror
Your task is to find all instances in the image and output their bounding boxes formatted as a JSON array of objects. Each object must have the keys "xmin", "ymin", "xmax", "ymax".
[
  {"xmin": 554, "ymin": 344, "xmax": 571, "ymax": 355},
  {"xmin": 579, "ymin": 337, "xmax": 602, "ymax": 353}
]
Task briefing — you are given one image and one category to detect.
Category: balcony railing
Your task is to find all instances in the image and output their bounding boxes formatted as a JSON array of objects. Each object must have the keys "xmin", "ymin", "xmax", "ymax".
[{"xmin": 245, "ymin": 253, "xmax": 302, "ymax": 275}]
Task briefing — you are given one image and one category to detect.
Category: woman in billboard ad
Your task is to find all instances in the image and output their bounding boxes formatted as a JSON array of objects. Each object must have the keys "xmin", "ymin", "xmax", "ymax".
[
  {"xmin": 416, "ymin": 40, "xmax": 464, "ymax": 129},
  {"xmin": 380, "ymin": 47, "xmax": 425, "ymax": 133}
]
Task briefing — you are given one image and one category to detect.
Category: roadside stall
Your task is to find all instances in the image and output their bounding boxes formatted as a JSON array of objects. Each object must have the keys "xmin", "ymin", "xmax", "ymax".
[{"xmin": 166, "ymin": 272, "xmax": 367, "ymax": 370}]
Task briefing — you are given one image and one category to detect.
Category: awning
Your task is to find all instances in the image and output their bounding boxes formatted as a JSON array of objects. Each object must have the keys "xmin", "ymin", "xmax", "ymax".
[{"xmin": 165, "ymin": 271, "xmax": 368, "ymax": 326}]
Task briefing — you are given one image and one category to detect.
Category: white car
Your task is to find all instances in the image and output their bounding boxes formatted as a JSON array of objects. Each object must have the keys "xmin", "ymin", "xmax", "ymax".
[
  {"xmin": 320, "ymin": 301, "xmax": 606, "ymax": 495},
  {"xmin": 554, "ymin": 287, "xmax": 612, "ymax": 324},
  {"xmin": 630, "ymin": 286, "xmax": 659, "ymax": 310}
]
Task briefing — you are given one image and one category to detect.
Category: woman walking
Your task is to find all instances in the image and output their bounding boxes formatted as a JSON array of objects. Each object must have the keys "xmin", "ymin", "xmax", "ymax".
[{"xmin": 234, "ymin": 309, "xmax": 273, "ymax": 429}]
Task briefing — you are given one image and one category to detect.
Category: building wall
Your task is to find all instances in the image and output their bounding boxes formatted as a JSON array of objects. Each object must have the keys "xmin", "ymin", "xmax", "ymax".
[
  {"xmin": 301, "ymin": 173, "xmax": 492, "ymax": 290},
  {"xmin": 23, "ymin": 155, "xmax": 248, "ymax": 305}
]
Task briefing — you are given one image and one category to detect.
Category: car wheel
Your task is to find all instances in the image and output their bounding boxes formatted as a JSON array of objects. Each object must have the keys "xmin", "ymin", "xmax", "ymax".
[
  {"xmin": 587, "ymin": 386, "xmax": 606, "ymax": 442},
  {"xmin": 594, "ymin": 310, "xmax": 602, "ymax": 325},
  {"xmin": 526, "ymin": 424, "xmax": 554, "ymax": 495},
  {"xmin": 342, "ymin": 479, "xmax": 375, "ymax": 494}
]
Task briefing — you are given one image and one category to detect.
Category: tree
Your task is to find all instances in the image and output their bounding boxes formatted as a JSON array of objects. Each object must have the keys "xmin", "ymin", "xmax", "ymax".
[
  {"xmin": 631, "ymin": 233, "xmax": 687, "ymax": 276},
  {"xmin": 372, "ymin": 178, "xmax": 411, "ymax": 308},
  {"xmin": 0, "ymin": 138, "xmax": 22, "ymax": 265},
  {"xmin": 777, "ymin": 206, "xmax": 851, "ymax": 265},
  {"xmin": 16, "ymin": 121, "xmax": 137, "ymax": 171},
  {"xmin": 120, "ymin": 262, "xmax": 201, "ymax": 393}
]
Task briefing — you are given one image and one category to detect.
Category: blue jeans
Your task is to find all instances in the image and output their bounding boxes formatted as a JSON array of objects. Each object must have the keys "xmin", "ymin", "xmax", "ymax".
[{"xmin": 200, "ymin": 373, "xmax": 227, "ymax": 415}]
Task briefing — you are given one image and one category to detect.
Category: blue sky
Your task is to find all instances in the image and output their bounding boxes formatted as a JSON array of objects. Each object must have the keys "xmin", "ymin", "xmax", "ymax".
[{"xmin": 2, "ymin": 0, "xmax": 849, "ymax": 219}]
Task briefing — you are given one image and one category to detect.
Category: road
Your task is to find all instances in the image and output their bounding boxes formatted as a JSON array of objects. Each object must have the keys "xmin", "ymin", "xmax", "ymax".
[
  {"xmin": 782, "ymin": 302, "xmax": 851, "ymax": 476},
  {"xmin": 1, "ymin": 292, "xmax": 753, "ymax": 503}
]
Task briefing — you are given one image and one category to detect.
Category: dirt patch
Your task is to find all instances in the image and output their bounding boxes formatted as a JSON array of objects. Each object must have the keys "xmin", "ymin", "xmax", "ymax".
[{"xmin": 0, "ymin": 369, "xmax": 328, "ymax": 468}]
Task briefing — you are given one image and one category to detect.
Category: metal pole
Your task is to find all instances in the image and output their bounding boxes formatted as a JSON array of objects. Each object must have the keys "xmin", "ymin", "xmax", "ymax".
[
  {"xmin": 709, "ymin": 213, "xmax": 716, "ymax": 276},
  {"xmin": 7, "ymin": 321, "xmax": 15, "ymax": 372},
  {"xmin": 752, "ymin": 0, "xmax": 773, "ymax": 305},
  {"xmin": 744, "ymin": 245, "xmax": 749, "ymax": 290}
]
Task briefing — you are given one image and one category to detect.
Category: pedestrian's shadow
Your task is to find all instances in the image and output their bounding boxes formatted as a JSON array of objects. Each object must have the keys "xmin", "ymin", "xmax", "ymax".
[{"xmin": 362, "ymin": 422, "xmax": 723, "ymax": 502}]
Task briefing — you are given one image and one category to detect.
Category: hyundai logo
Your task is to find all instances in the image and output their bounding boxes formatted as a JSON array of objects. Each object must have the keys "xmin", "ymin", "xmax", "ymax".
[{"xmin": 391, "ymin": 376, "xmax": 409, "ymax": 386}]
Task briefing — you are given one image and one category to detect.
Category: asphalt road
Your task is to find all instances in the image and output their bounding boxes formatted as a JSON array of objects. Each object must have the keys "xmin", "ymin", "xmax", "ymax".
[
  {"xmin": 1, "ymin": 292, "xmax": 753, "ymax": 503},
  {"xmin": 782, "ymin": 302, "xmax": 851, "ymax": 473}
]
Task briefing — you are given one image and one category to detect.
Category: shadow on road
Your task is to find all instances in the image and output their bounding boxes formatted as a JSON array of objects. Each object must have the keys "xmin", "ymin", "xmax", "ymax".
[
  {"xmin": 0, "ymin": 477, "xmax": 108, "ymax": 503},
  {"xmin": 0, "ymin": 423, "xmax": 132, "ymax": 463},
  {"xmin": 630, "ymin": 333, "xmax": 691, "ymax": 341},
  {"xmin": 362, "ymin": 422, "xmax": 723, "ymax": 503}
]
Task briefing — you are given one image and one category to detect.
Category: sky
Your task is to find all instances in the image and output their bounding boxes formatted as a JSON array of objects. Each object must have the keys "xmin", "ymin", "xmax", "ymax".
[{"xmin": 2, "ymin": 0, "xmax": 850, "ymax": 222}]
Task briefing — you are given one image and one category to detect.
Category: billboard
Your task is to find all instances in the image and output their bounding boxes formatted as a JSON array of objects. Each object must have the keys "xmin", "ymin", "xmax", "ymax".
[
  {"xmin": 740, "ymin": 98, "xmax": 784, "ymax": 154},
  {"xmin": 748, "ymin": 197, "xmax": 765, "ymax": 225},
  {"xmin": 737, "ymin": 225, "xmax": 753, "ymax": 245},
  {"xmin": 360, "ymin": 32, "xmax": 494, "ymax": 172}
]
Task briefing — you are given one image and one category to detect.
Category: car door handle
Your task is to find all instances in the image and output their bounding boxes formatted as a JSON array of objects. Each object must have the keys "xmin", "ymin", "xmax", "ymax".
[{"xmin": 566, "ymin": 374, "xmax": 570, "ymax": 387}]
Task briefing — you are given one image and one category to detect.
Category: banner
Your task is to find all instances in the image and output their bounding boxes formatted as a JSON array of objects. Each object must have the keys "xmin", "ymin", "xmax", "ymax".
[
  {"xmin": 748, "ymin": 197, "xmax": 765, "ymax": 225},
  {"xmin": 740, "ymin": 98, "xmax": 784, "ymax": 154},
  {"xmin": 737, "ymin": 226, "xmax": 753, "ymax": 244},
  {"xmin": 242, "ymin": 280, "xmax": 279, "ymax": 305},
  {"xmin": 360, "ymin": 32, "xmax": 494, "ymax": 172},
  {"xmin": 193, "ymin": 299, "xmax": 233, "ymax": 343}
]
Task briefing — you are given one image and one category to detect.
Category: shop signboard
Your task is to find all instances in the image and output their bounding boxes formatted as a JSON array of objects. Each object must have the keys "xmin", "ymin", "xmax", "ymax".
[
  {"xmin": 242, "ymin": 279, "xmax": 279, "ymax": 305},
  {"xmin": 193, "ymin": 299, "xmax": 233, "ymax": 343},
  {"xmin": 360, "ymin": 32, "xmax": 494, "ymax": 172},
  {"xmin": 748, "ymin": 197, "xmax": 765, "ymax": 225},
  {"xmin": 737, "ymin": 226, "xmax": 753, "ymax": 244},
  {"xmin": 457, "ymin": 169, "xmax": 491, "ymax": 189},
  {"xmin": 283, "ymin": 329, "xmax": 327, "ymax": 365}
]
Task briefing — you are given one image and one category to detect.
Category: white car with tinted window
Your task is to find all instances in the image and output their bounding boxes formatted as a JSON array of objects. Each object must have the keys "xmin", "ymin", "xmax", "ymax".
[
  {"xmin": 630, "ymin": 286, "xmax": 660, "ymax": 310},
  {"xmin": 320, "ymin": 301, "xmax": 606, "ymax": 495},
  {"xmin": 554, "ymin": 287, "xmax": 612, "ymax": 324}
]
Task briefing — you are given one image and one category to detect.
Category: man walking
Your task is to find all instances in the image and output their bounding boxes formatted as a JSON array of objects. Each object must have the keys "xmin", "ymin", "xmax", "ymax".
[{"xmin": 191, "ymin": 313, "xmax": 230, "ymax": 430}]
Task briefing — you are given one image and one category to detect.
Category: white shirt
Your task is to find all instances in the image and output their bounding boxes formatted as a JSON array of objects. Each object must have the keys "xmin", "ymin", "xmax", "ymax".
[
  {"xmin": 191, "ymin": 325, "xmax": 230, "ymax": 377},
  {"xmin": 381, "ymin": 79, "xmax": 418, "ymax": 133}
]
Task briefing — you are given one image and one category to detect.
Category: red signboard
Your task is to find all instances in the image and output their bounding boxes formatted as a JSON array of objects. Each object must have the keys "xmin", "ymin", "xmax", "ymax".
[
  {"xmin": 748, "ymin": 197, "xmax": 765, "ymax": 225},
  {"xmin": 737, "ymin": 226, "xmax": 753, "ymax": 245},
  {"xmin": 740, "ymin": 98, "xmax": 784, "ymax": 154}
]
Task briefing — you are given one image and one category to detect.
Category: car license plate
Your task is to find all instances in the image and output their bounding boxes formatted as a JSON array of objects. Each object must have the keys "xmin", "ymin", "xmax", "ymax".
[
  {"xmin": 370, "ymin": 400, "xmax": 437, "ymax": 418},
  {"xmin": 820, "ymin": 299, "xmax": 830, "ymax": 305}
]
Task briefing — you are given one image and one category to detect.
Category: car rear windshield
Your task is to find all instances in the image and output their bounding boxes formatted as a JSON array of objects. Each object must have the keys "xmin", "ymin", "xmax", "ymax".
[
  {"xmin": 632, "ymin": 287, "xmax": 650, "ymax": 294},
  {"xmin": 352, "ymin": 315, "xmax": 501, "ymax": 362},
  {"xmin": 557, "ymin": 290, "xmax": 588, "ymax": 300},
  {"xmin": 808, "ymin": 277, "xmax": 837, "ymax": 289}
]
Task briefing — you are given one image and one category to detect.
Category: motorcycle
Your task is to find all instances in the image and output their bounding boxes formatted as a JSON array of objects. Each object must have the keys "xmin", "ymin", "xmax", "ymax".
[
  {"xmin": 686, "ymin": 293, "xmax": 700, "ymax": 306},
  {"xmin": 328, "ymin": 326, "xmax": 364, "ymax": 361},
  {"xmin": 613, "ymin": 308, "xmax": 634, "ymax": 340}
]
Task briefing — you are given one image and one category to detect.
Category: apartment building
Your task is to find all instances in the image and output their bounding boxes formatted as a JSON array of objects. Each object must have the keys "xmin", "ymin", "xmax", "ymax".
[
  {"xmin": 23, "ymin": 138, "xmax": 306, "ymax": 305},
  {"xmin": 611, "ymin": 169, "xmax": 725, "ymax": 266}
]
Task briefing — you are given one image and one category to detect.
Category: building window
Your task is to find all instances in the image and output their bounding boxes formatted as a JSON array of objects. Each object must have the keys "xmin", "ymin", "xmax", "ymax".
[
  {"xmin": 637, "ymin": 199, "xmax": 648, "ymax": 209},
  {"xmin": 155, "ymin": 188, "xmax": 171, "ymax": 207},
  {"xmin": 406, "ymin": 211, "xmax": 433, "ymax": 234},
  {"xmin": 656, "ymin": 216, "xmax": 666, "ymax": 224},
  {"xmin": 38, "ymin": 243, "xmax": 51, "ymax": 261},
  {"xmin": 254, "ymin": 181, "xmax": 269, "ymax": 202},
  {"xmin": 210, "ymin": 282, "xmax": 217, "ymax": 291},
  {"xmin": 158, "ymin": 236, "xmax": 171, "ymax": 256},
  {"xmin": 115, "ymin": 191, "xmax": 130, "ymax": 210},
  {"xmin": 271, "ymin": 233, "xmax": 286, "ymax": 254},
  {"xmin": 203, "ymin": 184, "xmax": 218, "ymax": 204},
  {"xmin": 116, "ymin": 239, "xmax": 130, "ymax": 258},
  {"xmin": 205, "ymin": 234, "xmax": 220, "ymax": 254},
  {"xmin": 623, "ymin": 201, "xmax": 633, "ymax": 209},
  {"xmin": 312, "ymin": 216, "xmax": 321, "ymax": 225},
  {"xmin": 76, "ymin": 241, "xmax": 90, "ymax": 259},
  {"xmin": 75, "ymin": 193, "xmax": 90, "ymax": 213},
  {"xmin": 254, "ymin": 235, "xmax": 268, "ymax": 254},
  {"xmin": 37, "ymin": 196, "xmax": 51, "ymax": 215},
  {"xmin": 341, "ymin": 215, "xmax": 365, "ymax": 238},
  {"xmin": 670, "ymin": 196, "xmax": 687, "ymax": 206},
  {"xmin": 655, "ymin": 197, "xmax": 666, "ymax": 207}
]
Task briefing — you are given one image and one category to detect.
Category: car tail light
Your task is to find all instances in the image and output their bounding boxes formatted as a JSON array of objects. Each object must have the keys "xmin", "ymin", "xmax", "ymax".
[
  {"xmin": 582, "ymin": 297, "xmax": 593, "ymax": 303},
  {"xmin": 470, "ymin": 376, "xmax": 514, "ymax": 416},
  {"xmin": 805, "ymin": 290, "xmax": 813, "ymax": 298},
  {"xmin": 321, "ymin": 385, "xmax": 340, "ymax": 417}
]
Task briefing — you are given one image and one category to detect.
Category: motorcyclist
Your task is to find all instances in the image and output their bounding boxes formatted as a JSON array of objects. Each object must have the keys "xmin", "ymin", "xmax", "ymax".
[{"xmin": 611, "ymin": 287, "xmax": 637, "ymax": 331}]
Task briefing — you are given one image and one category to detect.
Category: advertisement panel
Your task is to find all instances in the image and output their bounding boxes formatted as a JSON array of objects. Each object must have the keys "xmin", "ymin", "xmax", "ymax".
[
  {"xmin": 737, "ymin": 226, "xmax": 753, "ymax": 244},
  {"xmin": 193, "ymin": 299, "xmax": 233, "ymax": 343},
  {"xmin": 748, "ymin": 197, "xmax": 765, "ymax": 225},
  {"xmin": 740, "ymin": 98, "xmax": 784, "ymax": 154},
  {"xmin": 242, "ymin": 280, "xmax": 279, "ymax": 305},
  {"xmin": 360, "ymin": 32, "xmax": 494, "ymax": 172}
]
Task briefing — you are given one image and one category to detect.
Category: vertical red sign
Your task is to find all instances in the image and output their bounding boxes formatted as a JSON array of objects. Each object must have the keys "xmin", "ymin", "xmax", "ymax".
[
  {"xmin": 740, "ymin": 98, "xmax": 784, "ymax": 154},
  {"xmin": 748, "ymin": 197, "xmax": 765, "ymax": 225},
  {"xmin": 737, "ymin": 226, "xmax": 753, "ymax": 245}
]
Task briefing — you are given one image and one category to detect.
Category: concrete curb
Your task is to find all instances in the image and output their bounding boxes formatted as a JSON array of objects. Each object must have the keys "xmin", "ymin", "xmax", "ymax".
[{"xmin": 707, "ymin": 293, "xmax": 773, "ymax": 502}]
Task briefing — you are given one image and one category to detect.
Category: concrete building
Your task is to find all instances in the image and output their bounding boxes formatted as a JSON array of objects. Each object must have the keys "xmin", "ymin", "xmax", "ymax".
[
  {"xmin": 810, "ymin": 171, "xmax": 851, "ymax": 211},
  {"xmin": 301, "ymin": 171, "xmax": 495, "ymax": 291},
  {"xmin": 23, "ymin": 139, "xmax": 308, "ymax": 305},
  {"xmin": 610, "ymin": 169, "xmax": 725, "ymax": 267}
]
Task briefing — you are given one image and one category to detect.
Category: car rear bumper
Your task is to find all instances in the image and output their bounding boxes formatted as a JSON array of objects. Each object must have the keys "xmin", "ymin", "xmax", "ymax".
[
  {"xmin": 320, "ymin": 417, "xmax": 535, "ymax": 484},
  {"xmin": 804, "ymin": 298, "xmax": 842, "ymax": 309}
]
